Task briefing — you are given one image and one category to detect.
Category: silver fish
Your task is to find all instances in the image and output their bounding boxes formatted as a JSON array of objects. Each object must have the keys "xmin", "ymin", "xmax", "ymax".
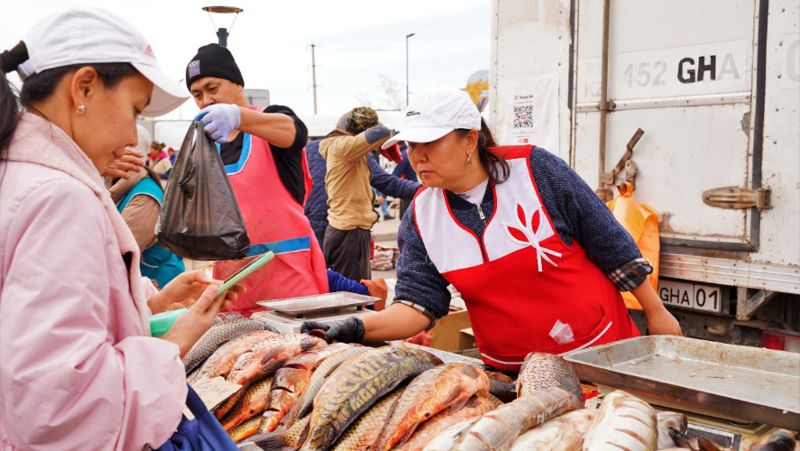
[
  {"xmin": 510, "ymin": 409, "xmax": 595, "ymax": 451},
  {"xmin": 582, "ymin": 390, "xmax": 657, "ymax": 451},
  {"xmin": 183, "ymin": 316, "xmax": 277, "ymax": 373},
  {"xmin": 422, "ymin": 419, "xmax": 479, "ymax": 451},
  {"xmin": 451, "ymin": 386, "xmax": 582, "ymax": 451}
]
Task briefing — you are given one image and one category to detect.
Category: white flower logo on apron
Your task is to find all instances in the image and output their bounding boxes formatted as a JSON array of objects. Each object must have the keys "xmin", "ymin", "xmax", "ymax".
[{"xmin": 504, "ymin": 203, "xmax": 562, "ymax": 272}]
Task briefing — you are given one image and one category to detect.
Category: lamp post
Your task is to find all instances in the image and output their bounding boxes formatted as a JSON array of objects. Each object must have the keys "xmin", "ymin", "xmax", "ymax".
[
  {"xmin": 202, "ymin": 5, "xmax": 243, "ymax": 47},
  {"xmin": 405, "ymin": 33, "xmax": 415, "ymax": 107}
]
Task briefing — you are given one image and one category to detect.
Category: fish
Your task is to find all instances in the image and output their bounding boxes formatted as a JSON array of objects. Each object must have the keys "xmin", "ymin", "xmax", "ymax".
[
  {"xmin": 217, "ymin": 334, "xmax": 326, "ymax": 418},
  {"xmin": 657, "ymin": 411, "xmax": 688, "ymax": 449},
  {"xmin": 374, "ymin": 363, "xmax": 490, "ymax": 450},
  {"xmin": 748, "ymin": 430, "xmax": 798, "ymax": 451},
  {"xmin": 399, "ymin": 396, "xmax": 500, "ymax": 451},
  {"xmin": 331, "ymin": 389, "xmax": 404, "ymax": 451},
  {"xmin": 292, "ymin": 346, "xmax": 371, "ymax": 421},
  {"xmin": 220, "ymin": 377, "xmax": 274, "ymax": 431},
  {"xmin": 583, "ymin": 390, "xmax": 657, "ymax": 451},
  {"xmin": 486, "ymin": 371, "xmax": 517, "ymax": 403},
  {"xmin": 510, "ymin": 408, "xmax": 596, "ymax": 451},
  {"xmin": 300, "ymin": 346, "xmax": 442, "ymax": 450},
  {"xmin": 230, "ymin": 415, "xmax": 265, "ymax": 443},
  {"xmin": 283, "ymin": 343, "xmax": 352, "ymax": 371},
  {"xmin": 183, "ymin": 316, "xmax": 277, "ymax": 373},
  {"xmin": 451, "ymin": 386, "xmax": 582, "ymax": 451},
  {"xmin": 191, "ymin": 330, "xmax": 278, "ymax": 382},
  {"xmin": 245, "ymin": 414, "xmax": 311, "ymax": 451},
  {"xmin": 259, "ymin": 367, "xmax": 313, "ymax": 433},
  {"xmin": 422, "ymin": 419, "xmax": 479, "ymax": 451},
  {"xmin": 516, "ymin": 352, "xmax": 582, "ymax": 402}
]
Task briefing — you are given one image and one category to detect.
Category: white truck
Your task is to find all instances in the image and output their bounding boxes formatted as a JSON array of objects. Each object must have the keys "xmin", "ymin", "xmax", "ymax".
[{"xmin": 489, "ymin": 0, "xmax": 799, "ymax": 350}]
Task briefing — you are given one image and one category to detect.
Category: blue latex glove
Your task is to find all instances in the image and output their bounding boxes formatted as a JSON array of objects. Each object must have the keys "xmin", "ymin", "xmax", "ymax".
[{"xmin": 194, "ymin": 104, "xmax": 241, "ymax": 143}]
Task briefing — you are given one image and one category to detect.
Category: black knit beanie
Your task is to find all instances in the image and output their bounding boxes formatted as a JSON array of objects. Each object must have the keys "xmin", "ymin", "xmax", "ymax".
[{"xmin": 185, "ymin": 44, "xmax": 244, "ymax": 89}]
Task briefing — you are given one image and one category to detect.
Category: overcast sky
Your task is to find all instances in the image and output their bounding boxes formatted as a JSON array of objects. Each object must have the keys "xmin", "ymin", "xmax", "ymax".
[{"xmin": 1, "ymin": 0, "xmax": 491, "ymax": 119}]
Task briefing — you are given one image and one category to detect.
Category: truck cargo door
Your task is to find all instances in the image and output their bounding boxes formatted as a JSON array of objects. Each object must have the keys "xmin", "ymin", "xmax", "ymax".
[{"xmin": 572, "ymin": 0, "xmax": 766, "ymax": 251}]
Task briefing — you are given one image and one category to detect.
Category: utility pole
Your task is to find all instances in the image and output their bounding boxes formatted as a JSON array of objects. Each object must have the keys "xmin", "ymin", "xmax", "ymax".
[
  {"xmin": 405, "ymin": 33, "xmax": 415, "ymax": 107},
  {"xmin": 311, "ymin": 44, "xmax": 318, "ymax": 115}
]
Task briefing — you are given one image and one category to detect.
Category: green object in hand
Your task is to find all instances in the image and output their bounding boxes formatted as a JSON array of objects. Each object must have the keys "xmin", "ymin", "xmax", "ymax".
[
  {"xmin": 215, "ymin": 251, "xmax": 275, "ymax": 298},
  {"xmin": 150, "ymin": 308, "xmax": 187, "ymax": 337}
]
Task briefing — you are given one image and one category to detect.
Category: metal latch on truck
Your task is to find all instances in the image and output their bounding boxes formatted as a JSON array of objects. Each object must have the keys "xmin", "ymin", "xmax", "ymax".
[{"xmin": 702, "ymin": 186, "xmax": 772, "ymax": 210}]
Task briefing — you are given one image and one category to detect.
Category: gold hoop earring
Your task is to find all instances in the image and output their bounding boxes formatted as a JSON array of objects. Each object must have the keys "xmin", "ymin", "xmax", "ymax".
[
  {"xmin": 76, "ymin": 104, "xmax": 86, "ymax": 114},
  {"xmin": 466, "ymin": 152, "xmax": 473, "ymax": 167}
]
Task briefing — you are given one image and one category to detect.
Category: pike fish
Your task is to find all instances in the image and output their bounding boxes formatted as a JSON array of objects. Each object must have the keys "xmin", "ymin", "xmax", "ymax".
[
  {"xmin": 517, "ymin": 352, "xmax": 582, "ymax": 402},
  {"xmin": 374, "ymin": 363, "xmax": 490, "ymax": 450},
  {"xmin": 259, "ymin": 367, "xmax": 313, "ymax": 433},
  {"xmin": 183, "ymin": 316, "xmax": 277, "ymax": 373},
  {"xmin": 657, "ymin": 411, "xmax": 688, "ymax": 449},
  {"xmin": 220, "ymin": 377, "xmax": 274, "ymax": 431},
  {"xmin": 331, "ymin": 389, "xmax": 404, "ymax": 451},
  {"xmin": 450, "ymin": 386, "xmax": 582, "ymax": 451},
  {"xmin": 300, "ymin": 346, "xmax": 442, "ymax": 450},
  {"xmin": 217, "ymin": 334, "xmax": 325, "ymax": 418},
  {"xmin": 293, "ymin": 346, "xmax": 371, "ymax": 421},
  {"xmin": 230, "ymin": 415, "xmax": 265, "ymax": 443},
  {"xmin": 510, "ymin": 408, "xmax": 596, "ymax": 451},
  {"xmin": 582, "ymin": 390, "xmax": 657, "ymax": 451},
  {"xmin": 191, "ymin": 330, "xmax": 277, "ymax": 382},
  {"xmin": 399, "ymin": 396, "xmax": 501, "ymax": 451}
]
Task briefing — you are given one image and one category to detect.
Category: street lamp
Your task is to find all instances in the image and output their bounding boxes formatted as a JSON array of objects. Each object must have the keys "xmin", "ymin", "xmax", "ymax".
[
  {"xmin": 405, "ymin": 33, "xmax": 415, "ymax": 107},
  {"xmin": 202, "ymin": 5, "xmax": 243, "ymax": 47}
]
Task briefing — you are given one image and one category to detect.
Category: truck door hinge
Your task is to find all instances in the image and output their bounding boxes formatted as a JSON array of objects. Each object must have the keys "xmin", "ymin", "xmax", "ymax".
[{"xmin": 702, "ymin": 187, "xmax": 772, "ymax": 210}]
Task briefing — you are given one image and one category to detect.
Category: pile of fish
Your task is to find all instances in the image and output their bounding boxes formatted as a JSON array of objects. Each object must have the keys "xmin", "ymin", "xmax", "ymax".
[{"xmin": 185, "ymin": 318, "xmax": 798, "ymax": 450}]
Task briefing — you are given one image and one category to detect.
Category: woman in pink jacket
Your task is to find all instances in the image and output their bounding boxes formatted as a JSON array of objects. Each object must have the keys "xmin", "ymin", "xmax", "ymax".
[{"xmin": 0, "ymin": 7, "xmax": 241, "ymax": 450}]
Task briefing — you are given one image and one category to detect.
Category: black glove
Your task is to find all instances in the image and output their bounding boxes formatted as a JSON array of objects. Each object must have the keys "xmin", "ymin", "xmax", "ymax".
[{"xmin": 300, "ymin": 317, "xmax": 365, "ymax": 344}]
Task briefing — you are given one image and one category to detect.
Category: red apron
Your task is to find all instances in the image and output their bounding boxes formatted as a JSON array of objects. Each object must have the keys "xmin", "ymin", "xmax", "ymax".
[
  {"xmin": 213, "ymin": 107, "xmax": 328, "ymax": 316},
  {"xmin": 413, "ymin": 145, "xmax": 639, "ymax": 371}
]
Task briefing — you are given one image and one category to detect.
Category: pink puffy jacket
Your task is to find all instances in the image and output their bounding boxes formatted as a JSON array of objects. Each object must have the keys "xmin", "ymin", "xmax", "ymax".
[{"xmin": 0, "ymin": 114, "xmax": 186, "ymax": 450}]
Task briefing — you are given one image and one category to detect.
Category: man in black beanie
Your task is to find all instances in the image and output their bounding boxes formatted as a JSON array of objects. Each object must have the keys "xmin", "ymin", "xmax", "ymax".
[{"xmin": 186, "ymin": 43, "xmax": 329, "ymax": 315}]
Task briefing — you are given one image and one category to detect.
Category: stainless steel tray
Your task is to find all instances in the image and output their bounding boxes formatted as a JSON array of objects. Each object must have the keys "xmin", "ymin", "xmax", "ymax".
[
  {"xmin": 563, "ymin": 336, "xmax": 800, "ymax": 430},
  {"xmin": 256, "ymin": 292, "xmax": 377, "ymax": 317}
]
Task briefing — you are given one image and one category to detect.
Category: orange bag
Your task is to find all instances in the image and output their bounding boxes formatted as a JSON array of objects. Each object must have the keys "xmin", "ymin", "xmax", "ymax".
[{"xmin": 606, "ymin": 182, "xmax": 660, "ymax": 310}]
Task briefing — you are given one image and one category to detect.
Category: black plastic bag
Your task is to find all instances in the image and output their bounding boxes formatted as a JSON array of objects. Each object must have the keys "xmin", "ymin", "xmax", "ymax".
[{"xmin": 156, "ymin": 121, "xmax": 250, "ymax": 260}]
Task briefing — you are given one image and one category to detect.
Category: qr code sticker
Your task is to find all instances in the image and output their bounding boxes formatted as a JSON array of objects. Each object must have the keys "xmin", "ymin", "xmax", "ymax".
[{"xmin": 513, "ymin": 104, "xmax": 534, "ymax": 129}]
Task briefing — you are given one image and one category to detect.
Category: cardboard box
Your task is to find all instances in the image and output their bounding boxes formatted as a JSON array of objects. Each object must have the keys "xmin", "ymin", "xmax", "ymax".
[{"xmin": 430, "ymin": 309, "xmax": 472, "ymax": 352}]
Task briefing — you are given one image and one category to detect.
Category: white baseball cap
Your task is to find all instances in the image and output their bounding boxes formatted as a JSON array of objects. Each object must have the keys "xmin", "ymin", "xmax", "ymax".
[
  {"xmin": 382, "ymin": 87, "xmax": 482, "ymax": 150},
  {"xmin": 16, "ymin": 6, "xmax": 187, "ymax": 117}
]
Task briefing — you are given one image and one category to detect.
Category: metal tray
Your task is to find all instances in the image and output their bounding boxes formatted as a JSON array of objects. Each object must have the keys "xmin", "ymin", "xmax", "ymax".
[
  {"xmin": 564, "ymin": 336, "xmax": 800, "ymax": 430},
  {"xmin": 256, "ymin": 292, "xmax": 378, "ymax": 317}
]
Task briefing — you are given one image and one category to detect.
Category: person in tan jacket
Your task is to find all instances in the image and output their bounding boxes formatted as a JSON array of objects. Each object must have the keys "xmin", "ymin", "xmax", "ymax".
[{"xmin": 320, "ymin": 107, "xmax": 393, "ymax": 280}]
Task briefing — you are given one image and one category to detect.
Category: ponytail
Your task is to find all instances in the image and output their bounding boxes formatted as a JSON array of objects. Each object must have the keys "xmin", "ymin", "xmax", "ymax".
[
  {"xmin": 0, "ymin": 41, "xmax": 27, "ymax": 156},
  {"xmin": 455, "ymin": 117, "xmax": 510, "ymax": 184}
]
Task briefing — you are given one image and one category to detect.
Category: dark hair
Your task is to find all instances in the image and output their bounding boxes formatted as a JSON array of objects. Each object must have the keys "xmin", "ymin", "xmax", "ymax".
[
  {"xmin": 1, "ymin": 40, "xmax": 137, "ymax": 158},
  {"xmin": 455, "ymin": 117, "xmax": 510, "ymax": 184}
]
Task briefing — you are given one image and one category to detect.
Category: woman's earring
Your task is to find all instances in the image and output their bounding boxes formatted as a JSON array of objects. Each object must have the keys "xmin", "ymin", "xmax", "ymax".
[
  {"xmin": 466, "ymin": 152, "xmax": 473, "ymax": 167},
  {"xmin": 76, "ymin": 104, "xmax": 86, "ymax": 114}
]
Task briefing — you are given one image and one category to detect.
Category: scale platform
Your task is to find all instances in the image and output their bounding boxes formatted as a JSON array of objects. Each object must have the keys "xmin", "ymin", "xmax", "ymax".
[{"xmin": 253, "ymin": 292, "xmax": 378, "ymax": 333}]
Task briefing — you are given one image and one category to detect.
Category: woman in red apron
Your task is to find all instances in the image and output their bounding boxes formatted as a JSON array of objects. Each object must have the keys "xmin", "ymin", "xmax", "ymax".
[{"xmin": 302, "ymin": 88, "xmax": 681, "ymax": 371}]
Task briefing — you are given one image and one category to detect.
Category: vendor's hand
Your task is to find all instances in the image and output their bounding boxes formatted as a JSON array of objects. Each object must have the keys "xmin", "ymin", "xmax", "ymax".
[
  {"xmin": 195, "ymin": 104, "xmax": 241, "ymax": 143},
  {"xmin": 647, "ymin": 307, "xmax": 683, "ymax": 336},
  {"xmin": 162, "ymin": 283, "xmax": 225, "ymax": 357},
  {"xmin": 148, "ymin": 270, "xmax": 245, "ymax": 314},
  {"xmin": 380, "ymin": 143, "xmax": 402, "ymax": 163},
  {"xmin": 102, "ymin": 147, "xmax": 144, "ymax": 179},
  {"xmin": 300, "ymin": 317, "xmax": 365, "ymax": 344}
]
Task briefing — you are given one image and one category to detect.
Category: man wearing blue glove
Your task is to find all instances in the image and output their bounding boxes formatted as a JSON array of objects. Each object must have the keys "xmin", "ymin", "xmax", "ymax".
[{"xmin": 185, "ymin": 43, "xmax": 328, "ymax": 316}]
